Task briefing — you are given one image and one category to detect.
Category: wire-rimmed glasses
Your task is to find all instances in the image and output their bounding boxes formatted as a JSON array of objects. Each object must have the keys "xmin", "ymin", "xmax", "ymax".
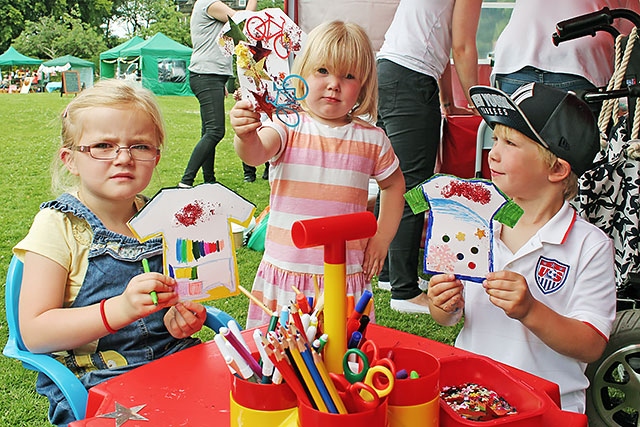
[{"xmin": 74, "ymin": 142, "xmax": 160, "ymax": 161}]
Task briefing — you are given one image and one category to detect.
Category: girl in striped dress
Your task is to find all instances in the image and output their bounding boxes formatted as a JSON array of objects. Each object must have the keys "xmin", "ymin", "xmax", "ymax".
[{"xmin": 230, "ymin": 20, "xmax": 405, "ymax": 328}]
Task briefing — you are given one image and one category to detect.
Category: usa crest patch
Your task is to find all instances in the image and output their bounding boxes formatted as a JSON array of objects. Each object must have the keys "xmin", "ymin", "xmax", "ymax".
[{"xmin": 535, "ymin": 257, "xmax": 569, "ymax": 294}]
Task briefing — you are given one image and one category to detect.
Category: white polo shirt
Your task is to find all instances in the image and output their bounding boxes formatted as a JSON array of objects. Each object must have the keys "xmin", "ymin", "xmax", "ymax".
[{"xmin": 455, "ymin": 202, "xmax": 616, "ymax": 413}]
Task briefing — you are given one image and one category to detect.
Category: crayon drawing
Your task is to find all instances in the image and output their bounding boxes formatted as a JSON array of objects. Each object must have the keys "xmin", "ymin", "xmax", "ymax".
[{"xmin": 128, "ymin": 183, "xmax": 255, "ymax": 302}]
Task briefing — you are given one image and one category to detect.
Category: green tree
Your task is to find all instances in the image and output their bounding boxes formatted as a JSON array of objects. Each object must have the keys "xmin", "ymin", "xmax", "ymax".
[
  {"xmin": 138, "ymin": 0, "xmax": 190, "ymax": 46},
  {"xmin": 13, "ymin": 14, "xmax": 107, "ymax": 62},
  {"xmin": 0, "ymin": 0, "xmax": 114, "ymax": 52}
]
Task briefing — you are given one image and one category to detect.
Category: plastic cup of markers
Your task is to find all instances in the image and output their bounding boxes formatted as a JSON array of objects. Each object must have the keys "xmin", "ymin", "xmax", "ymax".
[
  {"xmin": 229, "ymin": 373, "xmax": 298, "ymax": 427},
  {"xmin": 296, "ymin": 393, "xmax": 388, "ymax": 427},
  {"xmin": 385, "ymin": 347, "xmax": 440, "ymax": 427}
]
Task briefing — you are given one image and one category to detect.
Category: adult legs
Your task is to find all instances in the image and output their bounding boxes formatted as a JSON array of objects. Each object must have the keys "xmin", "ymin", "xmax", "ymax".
[
  {"xmin": 243, "ymin": 162, "xmax": 257, "ymax": 182},
  {"xmin": 376, "ymin": 59, "xmax": 441, "ymax": 303},
  {"xmin": 242, "ymin": 162, "xmax": 269, "ymax": 182},
  {"xmin": 180, "ymin": 73, "xmax": 228, "ymax": 186}
]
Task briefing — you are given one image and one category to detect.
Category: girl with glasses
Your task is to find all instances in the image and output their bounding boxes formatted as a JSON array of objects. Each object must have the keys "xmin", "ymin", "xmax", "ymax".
[{"xmin": 13, "ymin": 79, "xmax": 206, "ymax": 426}]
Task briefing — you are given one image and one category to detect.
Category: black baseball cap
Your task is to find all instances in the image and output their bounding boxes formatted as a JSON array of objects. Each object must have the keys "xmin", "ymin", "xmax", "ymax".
[{"xmin": 469, "ymin": 83, "xmax": 599, "ymax": 176}]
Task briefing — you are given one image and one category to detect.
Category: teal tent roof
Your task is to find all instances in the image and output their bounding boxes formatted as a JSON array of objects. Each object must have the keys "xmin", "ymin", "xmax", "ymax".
[
  {"xmin": 120, "ymin": 33, "xmax": 192, "ymax": 58},
  {"xmin": 43, "ymin": 55, "xmax": 94, "ymax": 68},
  {"xmin": 0, "ymin": 46, "xmax": 42, "ymax": 66},
  {"xmin": 99, "ymin": 36, "xmax": 145, "ymax": 61}
]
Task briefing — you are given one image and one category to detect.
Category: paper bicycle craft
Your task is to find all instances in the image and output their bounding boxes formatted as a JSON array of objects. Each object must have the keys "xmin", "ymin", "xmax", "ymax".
[
  {"xmin": 216, "ymin": 8, "xmax": 307, "ymax": 127},
  {"xmin": 405, "ymin": 174, "xmax": 523, "ymax": 282},
  {"xmin": 128, "ymin": 183, "xmax": 255, "ymax": 302}
]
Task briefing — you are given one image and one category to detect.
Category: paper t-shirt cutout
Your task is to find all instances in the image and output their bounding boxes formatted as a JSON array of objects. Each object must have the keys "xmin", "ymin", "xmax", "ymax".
[
  {"xmin": 216, "ymin": 8, "xmax": 306, "ymax": 125},
  {"xmin": 128, "ymin": 183, "xmax": 255, "ymax": 302},
  {"xmin": 405, "ymin": 174, "xmax": 522, "ymax": 282}
]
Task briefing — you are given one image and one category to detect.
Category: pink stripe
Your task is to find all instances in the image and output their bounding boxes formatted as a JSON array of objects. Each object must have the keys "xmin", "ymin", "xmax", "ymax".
[
  {"xmin": 282, "ymin": 147, "xmax": 377, "ymax": 173},
  {"xmin": 270, "ymin": 196, "xmax": 367, "ymax": 217}
]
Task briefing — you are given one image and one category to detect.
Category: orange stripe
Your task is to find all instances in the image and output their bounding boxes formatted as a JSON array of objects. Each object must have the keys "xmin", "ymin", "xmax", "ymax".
[{"xmin": 273, "ymin": 180, "xmax": 367, "ymax": 204}]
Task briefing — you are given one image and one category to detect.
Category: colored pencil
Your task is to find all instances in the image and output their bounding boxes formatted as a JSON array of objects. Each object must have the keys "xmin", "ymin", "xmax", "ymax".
[{"xmin": 237, "ymin": 285, "xmax": 275, "ymax": 317}]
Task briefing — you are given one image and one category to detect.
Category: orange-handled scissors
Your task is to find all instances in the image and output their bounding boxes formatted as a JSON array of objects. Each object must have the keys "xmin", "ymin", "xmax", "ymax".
[{"xmin": 329, "ymin": 373, "xmax": 380, "ymax": 413}]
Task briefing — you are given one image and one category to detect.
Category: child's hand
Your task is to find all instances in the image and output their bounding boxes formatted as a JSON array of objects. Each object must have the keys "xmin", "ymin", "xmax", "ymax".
[
  {"xmin": 230, "ymin": 99, "xmax": 262, "ymax": 139},
  {"xmin": 164, "ymin": 301, "xmax": 206, "ymax": 339},
  {"xmin": 427, "ymin": 273, "xmax": 464, "ymax": 315},
  {"xmin": 362, "ymin": 234, "xmax": 388, "ymax": 281},
  {"xmin": 484, "ymin": 270, "xmax": 534, "ymax": 320},
  {"xmin": 121, "ymin": 272, "xmax": 180, "ymax": 320}
]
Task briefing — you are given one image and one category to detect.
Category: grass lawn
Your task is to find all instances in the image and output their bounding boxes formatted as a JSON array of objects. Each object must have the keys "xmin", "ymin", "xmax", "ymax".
[{"xmin": 0, "ymin": 90, "xmax": 461, "ymax": 426}]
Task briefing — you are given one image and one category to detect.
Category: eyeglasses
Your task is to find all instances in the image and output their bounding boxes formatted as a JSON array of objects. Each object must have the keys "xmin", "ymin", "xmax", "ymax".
[{"xmin": 75, "ymin": 142, "xmax": 160, "ymax": 161}]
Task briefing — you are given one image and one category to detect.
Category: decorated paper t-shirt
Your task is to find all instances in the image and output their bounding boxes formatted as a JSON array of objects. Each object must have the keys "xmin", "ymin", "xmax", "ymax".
[
  {"xmin": 216, "ymin": 8, "xmax": 306, "ymax": 127},
  {"xmin": 405, "ymin": 174, "xmax": 522, "ymax": 282},
  {"xmin": 128, "ymin": 183, "xmax": 255, "ymax": 302}
]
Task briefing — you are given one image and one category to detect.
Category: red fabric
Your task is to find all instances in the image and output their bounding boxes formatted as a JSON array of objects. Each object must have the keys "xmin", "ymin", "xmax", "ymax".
[{"xmin": 437, "ymin": 115, "xmax": 490, "ymax": 179}]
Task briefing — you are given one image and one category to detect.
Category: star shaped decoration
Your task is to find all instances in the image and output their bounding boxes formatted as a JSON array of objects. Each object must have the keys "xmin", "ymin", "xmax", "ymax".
[
  {"xmin": 250, "ymin": 90, "xmax": 276, "ymax": 118},
  {"xmin": 98, "ymin": 402, "xmax": 149, "ymax": 427},
  {"xmin": 224, "ymin": 15, "xmax": 247, "ymax": 46},
  {"xmin": 475, "ymin": 228, "xmax": 487, "ymax": 239},
  {"xmin": 244, "ymin": 57, "xmax": 271, "ymax": 88},
  {"xmin": 249, "ymin": 41, "xmax": 272, "ymax": 64}
]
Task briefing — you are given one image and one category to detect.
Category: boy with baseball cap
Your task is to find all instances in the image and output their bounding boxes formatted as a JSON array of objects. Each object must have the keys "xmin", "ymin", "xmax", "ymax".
[{"xmin": 427, "ymin": 82, "xmax": 616, "ymax": 413}]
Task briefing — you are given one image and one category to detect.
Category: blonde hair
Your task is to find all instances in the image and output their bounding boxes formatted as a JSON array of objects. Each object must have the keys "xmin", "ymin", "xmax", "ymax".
[
  {"xmin": 494, "ymin": 124, "xmax": 578, "ymax": 200},
  {"xmin": 292, "ymin": 21, "xmax": 378, "ymax": 121},
  {"xmin": 52, "ymin": 79, "xmax": 165, "ymax": 194}
]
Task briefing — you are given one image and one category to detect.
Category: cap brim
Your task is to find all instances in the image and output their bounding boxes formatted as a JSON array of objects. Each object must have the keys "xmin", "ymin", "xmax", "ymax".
[{"xmin": 469, "ymin": 86, "xmax": 548, "ymax": 148}]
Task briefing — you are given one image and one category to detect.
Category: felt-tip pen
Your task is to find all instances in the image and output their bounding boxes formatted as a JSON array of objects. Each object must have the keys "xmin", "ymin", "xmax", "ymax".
[{"xmin": 141, "ymin": 258, "xmax": 158, "ymax": 305}]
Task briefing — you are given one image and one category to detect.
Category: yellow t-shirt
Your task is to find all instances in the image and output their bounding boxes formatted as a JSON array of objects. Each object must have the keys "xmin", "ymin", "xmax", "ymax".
[
  {"xmin": 13, "ymin": 207, "xmax": 91, "ymax": 307},
  {"xmin": 13, "ymin": 194, "xmax": 147, "ymax": 359}
]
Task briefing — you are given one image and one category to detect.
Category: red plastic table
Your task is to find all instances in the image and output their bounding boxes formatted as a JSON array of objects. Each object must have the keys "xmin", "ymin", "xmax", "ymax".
[{"xmin": 69, "ymin": 324, "xmax": 587, "ymax": 426}]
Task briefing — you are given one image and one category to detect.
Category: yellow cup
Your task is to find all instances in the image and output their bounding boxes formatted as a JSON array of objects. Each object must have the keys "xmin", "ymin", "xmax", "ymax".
[{"xmin": 229, "ymin": 374, "xmax": 298, "ymax": 427}]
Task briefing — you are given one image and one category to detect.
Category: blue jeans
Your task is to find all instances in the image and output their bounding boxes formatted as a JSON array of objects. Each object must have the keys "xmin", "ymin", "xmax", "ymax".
[
  {"xmin": 37, "ymin": 194, "xmax": 200, "ymax": 426},
  {"xmin": 376, "ymin": 59, "xmax": 441, "ymax": 300},
  {"xmin": 181, "ymin": 72, "xmax": 229, "ymax": 185},
  {"xmin": 495, "ymin": 67, "xmax": 598, "ymax": 114}
]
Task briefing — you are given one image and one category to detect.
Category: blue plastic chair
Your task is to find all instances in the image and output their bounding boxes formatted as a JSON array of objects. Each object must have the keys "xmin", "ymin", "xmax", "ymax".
[{"xmin": 2, "ymin": 255, "xmax": 240, "ymax": 422}]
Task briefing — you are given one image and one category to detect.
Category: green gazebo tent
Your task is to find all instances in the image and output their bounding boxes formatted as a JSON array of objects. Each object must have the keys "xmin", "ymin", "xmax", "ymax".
[
  {"xmin": 42, "ymin": 55, "xmax": 95, "ymax": 89},
  {"xmin": 0, "ymin": 46, "xmax": 42, "ymax": 67},
  {"xmin": 118, "ymin": 33, "xmax": 193, "ymax": 96},
  {"xmin": 99, "ymin": 36, "xmax": 144, "ymax": 79}
]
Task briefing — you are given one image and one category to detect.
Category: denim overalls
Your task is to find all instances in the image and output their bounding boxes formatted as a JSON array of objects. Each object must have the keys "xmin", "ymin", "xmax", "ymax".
[{"xmin": 36, "ymin": 193, "xmax": 200, "ymax": 426}]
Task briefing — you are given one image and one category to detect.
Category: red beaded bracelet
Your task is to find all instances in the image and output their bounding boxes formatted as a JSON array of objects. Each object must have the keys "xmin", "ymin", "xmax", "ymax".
[{"xmin": 99, "ymin": 298, "xmax": 118, "ymax": 334}]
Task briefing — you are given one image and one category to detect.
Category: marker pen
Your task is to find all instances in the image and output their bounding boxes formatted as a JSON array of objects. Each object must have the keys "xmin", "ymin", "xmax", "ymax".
[{"xmin": 141, "ymin": 258, "xmax": 158, "ymax": 305}]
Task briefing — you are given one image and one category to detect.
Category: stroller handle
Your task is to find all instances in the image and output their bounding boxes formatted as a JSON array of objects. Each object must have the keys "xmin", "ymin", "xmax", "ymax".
[
  {"xmin": 580, "ymin": 84, "xmax": 640, "ymax": 104},
  {"xmin": 552, "ymin": 25, "xmax": 619, "ymax": 46},
  {"xmin": 554, "ymin": 7, "xmax": 640, "ymax": 46}
]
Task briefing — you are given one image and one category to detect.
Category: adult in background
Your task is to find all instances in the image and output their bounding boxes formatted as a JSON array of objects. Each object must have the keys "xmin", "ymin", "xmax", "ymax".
[
  {"xmin": 492, "ymin": 0, "xmax": 640, "ymax": 101},
  {"xmin": 179, "ymin": 0, "xmax": 257, "ymax": 188},
  {"xmin": 376, "ymin": 0, "xmax": 482, "ymax": 313}
]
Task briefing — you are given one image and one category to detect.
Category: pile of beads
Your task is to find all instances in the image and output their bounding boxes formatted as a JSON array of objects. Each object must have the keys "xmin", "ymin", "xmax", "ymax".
[{"xmin": 440, "ymin": 382, "xmax": 518, "ymax": 421}]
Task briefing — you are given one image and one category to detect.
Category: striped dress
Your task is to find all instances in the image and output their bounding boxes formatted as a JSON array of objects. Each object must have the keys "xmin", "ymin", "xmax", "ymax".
[{"xmin": 245, "ymin": 113, "xmax": 400, "ymax": 328}]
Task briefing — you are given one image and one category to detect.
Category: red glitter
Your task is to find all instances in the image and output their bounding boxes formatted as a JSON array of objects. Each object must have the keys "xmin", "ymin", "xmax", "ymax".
[
  {"xmin": 441, "ymin": 181, "xmax": 491, "ymax": 205},
  {"xmin": 175, "ymin": 202, "xmax": 204, "ymax": 227}
]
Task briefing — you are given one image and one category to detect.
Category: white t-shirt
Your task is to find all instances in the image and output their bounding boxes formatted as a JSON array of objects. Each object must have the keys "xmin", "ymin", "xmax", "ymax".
[
  {"xmin": 492, "ymin": 0, "xmax": 640, "ymax": 87},
  {"xmin": 455, "ymin": 202, "xmax": 616, "ymax": 413},
  {"xmin": 377, "ymin": 0, "xmax": 454, "ymax": 79}
]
